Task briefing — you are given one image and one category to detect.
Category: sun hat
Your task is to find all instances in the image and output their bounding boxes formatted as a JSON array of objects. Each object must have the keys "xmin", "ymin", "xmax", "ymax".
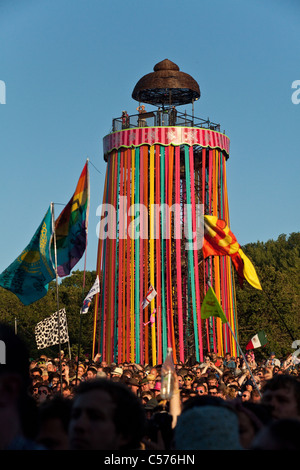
[
  {"xmin": 144, "ymin": 398, "xmax": 159, "ymax": 411},
  {"xmin": 126, "ymin": 377, "xmax": 140, "ymax": 387},
  {"xmin": 140, "ymin": 377, "xmax": 149, "ymax": 385},
  {"xmin": 111, "ymin": 367, "xmax": 123, "ymax": 376},
  {"xmin": 147, "ymin": 374, "xmax": 156, "ymax": 381},
  {"xmin": 154, "ymin": 381, "xmax": 161, "ymax": 391},
  {"xmin": 96, "ymin": 371, "xmax": 107, "ymax": 378}
]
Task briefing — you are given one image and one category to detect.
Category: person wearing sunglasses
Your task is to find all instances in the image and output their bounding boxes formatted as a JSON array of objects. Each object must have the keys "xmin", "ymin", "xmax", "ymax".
[
  {"xmin": 208, "ymin": 386, "xmax": 219, "ymax": 397},
  {"xmin": 36, "ymin": 384, "xmax": 51, "ymax": 405},
  {"xmin": 183, "ymin": 374, "xmax": 194, "ymax": 390},
  {"xmin": 197, "ymin": 385, "xmax": 207, "ymax": 396},
  {"xmin": 241, "ymin": 390, "xmax": 251, "ymax": 402}
]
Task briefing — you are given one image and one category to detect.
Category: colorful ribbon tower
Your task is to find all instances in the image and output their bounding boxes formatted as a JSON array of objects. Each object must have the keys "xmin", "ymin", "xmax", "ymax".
[{"xmin": 93, "ymin": 61, "xmax": 239, "ymax": 365}]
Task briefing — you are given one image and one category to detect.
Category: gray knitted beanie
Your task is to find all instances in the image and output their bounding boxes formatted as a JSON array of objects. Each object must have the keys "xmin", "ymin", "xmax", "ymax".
[{"xmin": 174, "ymin": 405, "xmax": 243, "ymax": 450}]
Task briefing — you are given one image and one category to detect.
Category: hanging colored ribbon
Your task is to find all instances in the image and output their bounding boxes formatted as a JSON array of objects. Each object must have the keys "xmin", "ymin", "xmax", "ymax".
[{"xmin": 184, "ymin": 145, "xmax": 200, "ymax": 362}]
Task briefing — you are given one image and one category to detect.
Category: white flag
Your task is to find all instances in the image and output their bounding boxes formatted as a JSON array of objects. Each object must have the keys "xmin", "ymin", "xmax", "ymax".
[
  {"xmin": 81, "ymin": 276, "xmax": 100, "ymax": 314},
  {"xmin": 35, "ymin": 309, "xmax": 69, "ymax": 349},
  {"xmin": 141, "ymin": 285, "xmax": 157, "ymax": 309}
]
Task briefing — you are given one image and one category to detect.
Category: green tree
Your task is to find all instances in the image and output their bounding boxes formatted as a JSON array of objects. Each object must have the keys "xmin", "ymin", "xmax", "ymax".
[
  {"xmin": 0, "ymin": 270, "xmax": 97, "ymax": 359},
  {"xmin": 236, "ymin": 233, "xmax": 300, "ymax": 360},
  {"xmin": 0, "ymin": 234, "xmax": 299, "ymax": 363}
]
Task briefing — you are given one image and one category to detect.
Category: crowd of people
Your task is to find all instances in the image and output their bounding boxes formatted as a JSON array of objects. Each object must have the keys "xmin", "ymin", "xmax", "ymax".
[{"xmin": 0, "ymin": 322, "xmax": 299, "ymax": 451}]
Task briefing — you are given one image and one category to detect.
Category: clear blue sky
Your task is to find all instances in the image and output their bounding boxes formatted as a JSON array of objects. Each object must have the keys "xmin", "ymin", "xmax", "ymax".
[{"xmin": 0, "ymin": 0, "xmax": 299, "ymax": 277}]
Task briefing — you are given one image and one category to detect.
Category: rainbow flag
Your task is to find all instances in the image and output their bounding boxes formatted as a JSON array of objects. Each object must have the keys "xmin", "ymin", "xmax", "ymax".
[{"xmin": 54, "ymin": 161, "xmax": 90, "ymax": 277}]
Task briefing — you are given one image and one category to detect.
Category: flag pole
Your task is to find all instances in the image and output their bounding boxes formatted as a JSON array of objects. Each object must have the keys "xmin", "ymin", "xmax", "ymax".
[
  {"xmin": 226, "ymin": 321, "xmax": 262, "ymax": 398},
  {"xmin": 51, "ymin": 202, "xmax": 63, "ymax": 393},
  {"xmin": 76, "ymin": 158, "xmax": 90, "ymax": 381},
  {"xmin": 262, "ymin": 289, "xmax": 295, "ymax": 342},
  {"xmin": 66, "ymin": 322, "xmax": 72, "ymax": 360},
  {"xmin": 75, "ymin": 265, "xmax": 86, "ymax": 382}
]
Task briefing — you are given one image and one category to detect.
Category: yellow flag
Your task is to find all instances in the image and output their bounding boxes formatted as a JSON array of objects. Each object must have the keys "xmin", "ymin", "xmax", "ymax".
[{"xmin": 238, "ymin": 249, "xmax": 262, "ymax": 290}]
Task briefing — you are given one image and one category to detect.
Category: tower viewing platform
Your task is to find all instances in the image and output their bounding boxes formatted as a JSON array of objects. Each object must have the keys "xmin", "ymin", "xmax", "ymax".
[
  {"xmin": 111, "ymin": 108, "xmax": 221, "ymax": 133},
  {"xmin": 103, "ymin": 59, "xmax": 229, "ymax": 161}
]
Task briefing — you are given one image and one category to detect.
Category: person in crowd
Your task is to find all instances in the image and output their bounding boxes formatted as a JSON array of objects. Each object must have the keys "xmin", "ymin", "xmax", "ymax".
[
  {"xmin": 137, "ymin": 105, "xmax": 147, "ymax": 127},
  {"xmin": 149, "ymin": 366, "xmax": 159, "ymax": 379},
  {"xmin": 76, "ymin": 363, "xmax": 86, "ymax": 379},
  {"xmin": 4, "ymin": 338, "xmax": 300, "ymax": 452},
  {"xmin": 141, "ymin": 391, "xmax": 155, "ymax": 406},
  {"xmin": 140, "ymin": 377, "xmax": 153, "ymax": 393},
  {"xmin": 169, "ymin": 106, "xmax": 177, "ymax": 125},
  {"xmin": 36, "ymin": 395, "xmax": 72, "ymax": 450},
  {"xmin": 261, "ymin": 366, "xmax": 274, "ymax": 387},
  {"xmin": 223, "ymin": 352, "xmax": 237, "ymax": 370},
  {"xmin": 251, "ymin": 418, "xmax": 300, "ymax": 450},
  {"xmin": 146, "ymin": 374, "xmax": 156, "ymax": 391},
  {"xmin": 251, "ymin": 389, "xmax": 262, "ymax": 404},
  {"xmin": 261, "ymin": 374, "xmax": 300, "ymax": 420},
  {"xmin": 177, "ymin": 374, "xmax": 184, "ymax": 389},
  {"xmin": 121, "ymin": 110, "xmax": 129, "ymax": 129},
  {"xmin": 266, "ymin": 352, "xmax": 281, "ymax": 368},
  {"xmin": 281, "ymin": 353, "xmax": 298, "ymax": 372},
  {"xmin": 124, "ymin": 376, "xmax": 140, "ymax": 396},
  {"xmin": 52, "ymin": 378, "xmax": 69, "ymax": 395},
  {"xmin": 85, "ymin": 366, "xmax": 97, "ymax": 381},
  {"xmin": 30, "ymin": 367, "xmax": 43, "ymax": 380},
  {"xmin": 245, "ymin": 352, "xmax": 257, "ymax": 369},
  {"xmin": 195, "ymin": 381, "xmax": 208, "ymax": 396},
  {"xmin": 111, "ymin": 366, "xmax": 123, "ymax": 379},
  {"xmin": 207, "ymin": 373, "xmax": 220, "ymax": 389},
  {"xmin": 228, "ymin": 399, "xmax": 271, "ymax": 449},
  {"xmin": 208, "ymin": 385, "xmax": 219, "ymax": 397},
  {"xmin": 68, "ymin": 378, "xmax": 146, "ymax": 450},
  {"xmin": 0, "ymin": 323, "xmax": 44, "ymax": 450},
  {"xmin": 182, "ymin": 373, "xmax": 194, "ymax": 390},
  {"xmin": 70, "ymin": 377, "xmax": 82, "ymax": 388},
  {"xmin": 241, "ymin": 390, "xmax": 251, "ymax": 402},
  {"xmin": 36, "ymin": 383, "xmax": 51, "ymax": 405},
  {"xmin": 49, "ymin": 372, "xmax": 61, "ymax": 390},
  {"xmin": 173, "ymin": 397, "xmax": 243, "ymax": 450},
  {"xmin": 194, "ymin": 366, "xmax": 203, "ymax": 380},
  {"xmin": 62, "ymin": 385, "xmax": 73, "ymax": 399},
  {"xmin": 201, "ymin": 359, "xmax": 223, "ymax": 377}
]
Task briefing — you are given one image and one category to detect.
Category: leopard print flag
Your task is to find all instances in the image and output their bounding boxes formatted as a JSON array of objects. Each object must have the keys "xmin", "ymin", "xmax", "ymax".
[{"xmin": 35, "ymin": 309, "xmax": 69, "ymax": 349}]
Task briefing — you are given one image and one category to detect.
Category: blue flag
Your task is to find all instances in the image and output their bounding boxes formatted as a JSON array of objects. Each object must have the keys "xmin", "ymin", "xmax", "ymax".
[{"xmin": 0, "ymin": 206, "xmax": 56, "ymax": 305}]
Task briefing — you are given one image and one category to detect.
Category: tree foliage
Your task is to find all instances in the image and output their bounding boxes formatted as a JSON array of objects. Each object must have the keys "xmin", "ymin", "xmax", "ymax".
[
  {"xmin": 0, "ymin": 233, "xmax": 299, "ymax": 361},
  {"xmin": 0, "ymin": 270, "xmax": 97, "ymax": 359},
  {"xmin": 235, "ymin": 232, "xmax": 300, "ymax": 360}
]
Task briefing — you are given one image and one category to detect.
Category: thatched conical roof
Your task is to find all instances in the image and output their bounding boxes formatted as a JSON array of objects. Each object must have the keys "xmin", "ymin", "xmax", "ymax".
[{"xmin": 132, "ymin": 59, "xmax": 200, "ymax": 107}]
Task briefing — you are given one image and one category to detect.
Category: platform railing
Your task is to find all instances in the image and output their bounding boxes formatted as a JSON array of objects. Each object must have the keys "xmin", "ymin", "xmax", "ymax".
[{"xmin": 112, "ymin": 109, "xmax": 221, "ymax": 133}]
